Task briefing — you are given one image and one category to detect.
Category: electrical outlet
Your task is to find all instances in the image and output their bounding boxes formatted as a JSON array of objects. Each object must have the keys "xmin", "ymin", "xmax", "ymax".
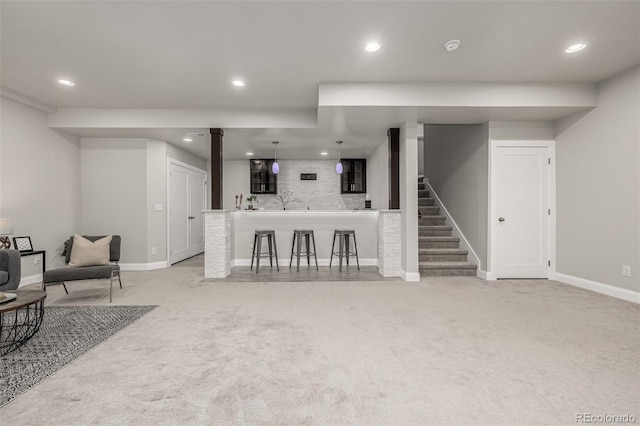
[
  {"xmin": 622, "ymin": 265, "xmax": 631, "ymax": 277},
  {"xmin": 151, "ymin": 247, "xmax": 157, "ymax": 255},
  {"xmin": 34, "ymin": 257, "xmax": 41, "ymax": 265}
]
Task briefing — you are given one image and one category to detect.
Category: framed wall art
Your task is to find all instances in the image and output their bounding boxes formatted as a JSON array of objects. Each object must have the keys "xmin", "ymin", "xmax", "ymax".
[{"xmin": 12, "ymin": 236, "xmax": 33, "ymax": 252}]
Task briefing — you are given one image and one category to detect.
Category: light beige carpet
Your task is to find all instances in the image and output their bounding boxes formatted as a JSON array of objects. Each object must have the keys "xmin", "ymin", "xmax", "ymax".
[{"xmin": 2, "ymin": 266, "xmax": 638, "ymax": 425}]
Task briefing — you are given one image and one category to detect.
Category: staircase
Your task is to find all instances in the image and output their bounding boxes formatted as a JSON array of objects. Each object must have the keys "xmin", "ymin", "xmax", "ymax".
[{"xmin": 418, "ymin": 177, "xmax": 477, "ymax": 277}]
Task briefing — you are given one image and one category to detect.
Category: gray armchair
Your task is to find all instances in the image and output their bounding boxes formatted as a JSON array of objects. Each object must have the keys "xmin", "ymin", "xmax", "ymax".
[
  {"xmin": 0, "ymin": 249, "xmax": 21, "ymax": 292},
  {"xmin": 43, "ymin": 235, "xmax": 122, "ymax": 302}
]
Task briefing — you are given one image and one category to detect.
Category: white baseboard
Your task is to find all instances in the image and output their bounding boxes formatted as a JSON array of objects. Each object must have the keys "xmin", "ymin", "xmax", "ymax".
[
  {"xmin": 120, "ymin": 261, "xmax": 168, "ymax": 271},
  {"xmin": 401, "ymin": 270, "xmax": 421, "ymax": 282},
  {"xmin": 477, "ymin": 269, "xmax": 488, "ymax": 280},
  {"xmin": 379, "ymin": 269, "xmax": 404, "ymax": 279},
  {"xmin": 18, "ymin": 274, "xmax": 43, "ymax": 288},
  {"xmin": 555, "ymin": 272, "xmax": 640, "ymax": 304},
  {"xmin": 484, "ymin": 271, "xmax": 497, "ymax": 280},
  {"xmin": 232, "ymin": 258, "xmax": 378, "ymax": 267}
]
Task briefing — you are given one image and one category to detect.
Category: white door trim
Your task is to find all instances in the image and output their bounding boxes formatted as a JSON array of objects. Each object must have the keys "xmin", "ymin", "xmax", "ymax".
[
  {"xmin": 487, "ymin": 140, "xmax": 556, "ymax": 280},
  {"xmin": 167, "ymin": 158, "xmax": 208, "ymax": 265}
]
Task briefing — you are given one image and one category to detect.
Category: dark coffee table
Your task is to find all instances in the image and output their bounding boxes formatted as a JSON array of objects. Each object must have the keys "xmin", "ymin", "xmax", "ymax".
[{"xmin": 0, "ymin": 289, "xmax": 46, "ymax": 355}]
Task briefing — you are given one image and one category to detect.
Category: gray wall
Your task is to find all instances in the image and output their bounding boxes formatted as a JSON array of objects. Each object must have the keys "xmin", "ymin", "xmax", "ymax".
[
  {"xmin": 166, "ymin": 143, "xmax": 207, "ymax": 171},
  {"xmin": 81, "ymin": 139, "xmax": 148, "ymax": 263},
  {"xmin": 81, "ymin": 138, "xmax": 206, "ymax": 265},
  {"xmin": 424, "ymin": 123, "xmax": 489, "ymax": 269},
  {"xmin": 146, "ymin": 140, "xmax": 167, "ymax": 264},
  {"xmin": 0, "ymin": 97, "xmax": 81, "ymax": 275},
  {"xmin": 555, "ymin": 65, "xmax": 639, "ymax": 292},
  {"xmin": 489, "ymin": 121, "xmax": 555, "ymax": 140},
  {"xmin": 223, "ymin": 160, "xmax": 366, "ymax": 211}
]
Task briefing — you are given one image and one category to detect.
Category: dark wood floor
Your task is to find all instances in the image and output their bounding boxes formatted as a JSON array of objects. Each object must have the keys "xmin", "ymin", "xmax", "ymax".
[
  {"xmin": 213, "ymin": 265, "xmax": 400, "ymax": 282},
  {"xmin": 175, "ymin": 254, "xmax": 399, "ymax": 282}
]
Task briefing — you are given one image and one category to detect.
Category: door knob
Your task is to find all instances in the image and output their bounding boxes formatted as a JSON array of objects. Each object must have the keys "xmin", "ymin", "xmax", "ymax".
[{"xmin": 498, "ymin": 217, "xmax": 505, "ymax": 222}]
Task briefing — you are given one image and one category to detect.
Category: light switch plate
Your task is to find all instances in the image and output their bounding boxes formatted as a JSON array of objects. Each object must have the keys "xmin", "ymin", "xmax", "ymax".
[{"xmin": 155, "ymin": 204, "xmax": 163, "ymax": 211}]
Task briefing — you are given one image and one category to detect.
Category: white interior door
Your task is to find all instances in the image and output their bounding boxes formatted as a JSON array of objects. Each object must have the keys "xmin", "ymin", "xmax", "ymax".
[
  {"xmin": 189, "ymin": 169, "xmax": 206, "ymax": 255},
  {"xmin": 169, "ymin": 161, "xmax": 207, "ymax": 265},
  {"xmin": 169, "ymin": 163, "xmax": 190, "ymax": 264},
  {"xmin": 496, "ymin": 146, "xmax": 550, "ymax": 278}
]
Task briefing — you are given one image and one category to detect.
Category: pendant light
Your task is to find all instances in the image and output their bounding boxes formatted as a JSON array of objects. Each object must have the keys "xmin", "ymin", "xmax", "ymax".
[
  {"xmin": 335, "ymin": 141, "xmax": 343, "ymax": 174},
  {"xmin": 272, "ymin": 141, "xmax": 280, "ymax": 174}
]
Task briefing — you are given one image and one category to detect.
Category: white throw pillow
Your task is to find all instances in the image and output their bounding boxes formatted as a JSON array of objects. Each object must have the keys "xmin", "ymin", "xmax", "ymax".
[{"xmin": 69, "ymin": 235, "xmax": 112, "ymax": 268}]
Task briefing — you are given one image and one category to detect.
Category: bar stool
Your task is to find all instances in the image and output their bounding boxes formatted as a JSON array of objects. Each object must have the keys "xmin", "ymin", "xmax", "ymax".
[
  {"xmin": 330, "ymin": 230, "xmax": 360, "ymax": 272},
  {"xmin": 251, "ymin": 230, "xmax": 279, "ymax": 273},
  {"xmin": 289, "ymin": 230, "xmax": 319, "ymax": 272}
]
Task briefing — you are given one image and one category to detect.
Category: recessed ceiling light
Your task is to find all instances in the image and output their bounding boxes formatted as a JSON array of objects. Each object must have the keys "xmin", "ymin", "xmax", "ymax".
[
  {"xmin": 444, "ymin": 40, "xmax": 461, "ymax": 52},
  {"xmin": 246, "ymin": 152, "xmax": 254, "ymax": 156},
  {"xmin": 565, "ymin": 43, "xmax": 587, "ymax": 53},
  {"xmin": 183, "ymin": 137, "xmax": 193, "ymax": 142},
  {"xmin": 57, "ymin": 79, "xmax": 75, "ymax": 87},
  {"xmin": 320, "ymin": 152, "xmax": 328, "ymax": 156},
  {"xmin": 364, "ymin": 41, "xmax": 381, "ymax": 52},
  {"xmin": 232, "ymin": 80, "xmax": 245, "ymax": 87}
]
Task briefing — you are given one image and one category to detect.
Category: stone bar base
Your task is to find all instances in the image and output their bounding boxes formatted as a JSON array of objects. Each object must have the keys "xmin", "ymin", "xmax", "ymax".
[
  {"xmin": 204, "ymin": 210, "xmax": 232, "ymax": 278},
  {"xmin": 378, "ymin": 210, "xmax": 402, "ymax": 277}
]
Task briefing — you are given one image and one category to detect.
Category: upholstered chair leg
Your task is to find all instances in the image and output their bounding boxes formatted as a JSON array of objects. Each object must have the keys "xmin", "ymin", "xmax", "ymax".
[{"xmin": 116, "ymin": 263, "xmax": 122, "ymax": 289}]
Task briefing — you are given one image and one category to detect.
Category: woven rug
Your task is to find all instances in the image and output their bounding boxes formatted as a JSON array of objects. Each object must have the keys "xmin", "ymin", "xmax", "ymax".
[{"xmin": 0, "ymin": 305, "xmax": 157, "ymax": 407}]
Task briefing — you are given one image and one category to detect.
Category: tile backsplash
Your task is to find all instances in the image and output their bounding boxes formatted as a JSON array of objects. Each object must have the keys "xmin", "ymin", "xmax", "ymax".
[{"xmin": 250, "ymin": 160, "xmax": 365, "ymax": 210}]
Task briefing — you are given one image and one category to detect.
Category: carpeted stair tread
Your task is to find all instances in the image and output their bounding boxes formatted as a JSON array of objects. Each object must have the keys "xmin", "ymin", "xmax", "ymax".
[
  {"xmin": 419, "ymin": 206, "xmax": 440, "ymax": 214},
  {"xmin": 419, "ymin": 248, "xmax": 468, "ymax": 255},
  {"xmin": 419, "ymin": 226, "xmax": 454, "ymax": 237},
  {"xmin": 419, "ymin": 225, "xmax": 453, "ymax": 231},
  {"xmin": 419, "ymin": 236, "xmax": 460, "ymax": 242},
  {"xmin": 419, "ymin": 214, "xmax": 446, "ymax": 220},
  {"xmin": 419, "ymin": 248, "xmax": 469, "ymax": 262},
  {"xmin": 418, "ymin": 232, "xmax": 460, "ymax": 249},
  {"xmin": 419, "ymin": 261, "xmax": 477, "ymax": 269}
]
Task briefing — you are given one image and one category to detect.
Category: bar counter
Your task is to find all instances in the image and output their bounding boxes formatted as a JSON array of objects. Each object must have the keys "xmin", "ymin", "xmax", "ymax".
[
  {"xmin": 204, "ymin": 209, "xmax": 402, "ymax": 279},
  {"xmin": 233, "ymin": 210, "xmax": 378, "ymax": 265}
]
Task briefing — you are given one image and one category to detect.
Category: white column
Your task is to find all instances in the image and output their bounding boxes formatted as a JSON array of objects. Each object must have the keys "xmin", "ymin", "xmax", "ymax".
[
  {"xmin": 378, "ymin": 210, "xmax": 402, "ymax": 277},
  {"xmin": 400, "ymin": 122, "xmax": 420, "ymax": 281},
  {"xmin": 204, "ymin": 210, "xmax": 232, "ymax": 278}
]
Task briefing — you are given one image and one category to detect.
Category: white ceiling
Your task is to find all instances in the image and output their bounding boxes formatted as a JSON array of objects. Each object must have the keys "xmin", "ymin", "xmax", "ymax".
[{"xmin": 1, "ymin": 1, "xmax": 639, "ymax": 159}]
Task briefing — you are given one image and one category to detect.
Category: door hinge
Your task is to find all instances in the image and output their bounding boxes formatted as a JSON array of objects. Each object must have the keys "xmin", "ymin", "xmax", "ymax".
[
  {"xmin": 548, "ymin": 209, "xmax": 551, "ymax": 215},
  {"xmin": 548, "ymin": 158, "xmax": 551, "ymax": 165},
  {"xmin": 548, "ymin": 260, "xmax": 551, "ymax": 267}
]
